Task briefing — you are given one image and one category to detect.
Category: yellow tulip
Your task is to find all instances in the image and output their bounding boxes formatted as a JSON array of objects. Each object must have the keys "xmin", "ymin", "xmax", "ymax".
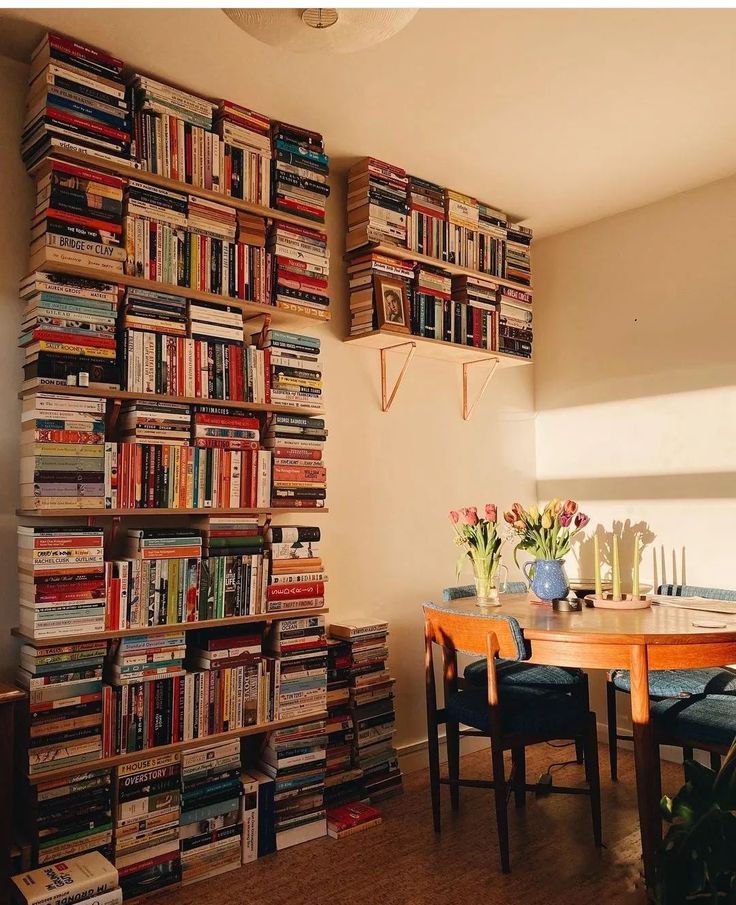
[
  {"xmin": 529, "ymin": 505, "xmax": 539, "ymax": 521},
  {"xmin": 541, "ymin": 512, "xmax": 552, "ymax": 530}
]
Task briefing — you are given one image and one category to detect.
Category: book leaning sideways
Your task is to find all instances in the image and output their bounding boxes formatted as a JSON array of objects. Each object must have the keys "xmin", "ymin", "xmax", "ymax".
[{"xmin": 12, "ymin": 851, "xmax": 120, "ymax": 905}]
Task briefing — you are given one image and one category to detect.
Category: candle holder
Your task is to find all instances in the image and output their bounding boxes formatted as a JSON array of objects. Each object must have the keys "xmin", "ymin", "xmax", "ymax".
[{"xmin": 584, "ymin": 592, "xmax": 651, "ymax": 610}]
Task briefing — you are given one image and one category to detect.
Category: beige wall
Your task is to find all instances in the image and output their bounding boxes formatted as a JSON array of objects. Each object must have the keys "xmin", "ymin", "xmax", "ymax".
[
  {"xmin": 533, "ymin": 175, "xmax": 736, "ymax": 727},
  {"xmin": 0, "ymin": 54, "xmax": 538, "ymax": 752}
]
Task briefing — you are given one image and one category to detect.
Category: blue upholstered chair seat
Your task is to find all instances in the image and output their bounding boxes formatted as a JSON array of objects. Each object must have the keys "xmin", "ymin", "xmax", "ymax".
[
  {"xmin": 609, "ymin": 667, "xmax": 736, "ymax": 698},
  {"xmin": 651, "ymin": 694, "xmax": 736, "ymax": 749},
  {"xmin": 465, "ymin": 658, "xmax": 585, "ymax": 689},
  {"xmin": 446, "ymin": 685, "xmax": 586, "ymax": 736}
]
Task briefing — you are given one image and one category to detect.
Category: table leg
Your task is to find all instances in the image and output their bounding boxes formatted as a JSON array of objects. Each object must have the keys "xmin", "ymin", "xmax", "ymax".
[{"xmin": 629, "ymin": 644, "xmax": 661, "ymax": 890}]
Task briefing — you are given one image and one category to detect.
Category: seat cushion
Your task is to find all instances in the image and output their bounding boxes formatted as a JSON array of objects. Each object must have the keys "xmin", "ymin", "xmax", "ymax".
[
  {"xmin": 465, "ymin": 658, "xmax": 585, "ymax": 689},
  {"xmin": 609, "ymin": 667, "xmax": 736, "ymax": 698},
  {"xmin": 446, "ymin": 684, "xmax": 586, "ymax": 736},
  {"xmin": 651, "ymin": 694, "xmax": 736, "ymax": 749}
]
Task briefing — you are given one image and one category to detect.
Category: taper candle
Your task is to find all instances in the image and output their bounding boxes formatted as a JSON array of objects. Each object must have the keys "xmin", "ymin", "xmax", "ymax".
[
  {"xmin": 653, "ymin": 548, "xmax": 658, "ymax": 592},
  {"xmin": 632, "ymin": 535, "xmax": 640, "ymax": 597},
  {"xmin": 594, "ymin": 534, "xmax": 602, "ymax": 597},
  {"xmin": 612, "ymin": 535, "xmax": 621, "ymax": 600}
]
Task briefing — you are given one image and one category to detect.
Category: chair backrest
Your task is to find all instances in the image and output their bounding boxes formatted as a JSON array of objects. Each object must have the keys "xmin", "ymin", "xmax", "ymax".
[
  {"xmin": 658, "ymin": 584, "xmax": 736, "ymax": 601},
  {"xmin": 442, "ymin": 580, "xmax": 528, "ymax": 602},
  {"xmin": 423, "ymin": 601, "xmax": 528, "ymax": 662}
]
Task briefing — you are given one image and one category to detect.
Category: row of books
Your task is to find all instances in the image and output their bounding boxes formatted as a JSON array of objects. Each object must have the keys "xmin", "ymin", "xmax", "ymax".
[{"xmin": 346, "ymin": 156, "xmax": 533, "ymax": 287}]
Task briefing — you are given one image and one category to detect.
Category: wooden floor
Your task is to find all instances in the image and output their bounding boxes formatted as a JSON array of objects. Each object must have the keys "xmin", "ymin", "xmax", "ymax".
[{"xmin": 162, "ymin": 743, "xmax": 680, "ymax": 905}]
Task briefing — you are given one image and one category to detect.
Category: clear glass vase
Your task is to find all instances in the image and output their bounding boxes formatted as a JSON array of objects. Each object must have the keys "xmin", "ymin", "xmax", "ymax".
[{"xmin": 472, "ymin": 557, "xmax": 507, "ymax": 607}]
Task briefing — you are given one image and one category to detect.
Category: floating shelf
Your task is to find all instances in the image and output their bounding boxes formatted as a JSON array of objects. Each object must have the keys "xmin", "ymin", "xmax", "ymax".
[
  {"xmin": 23, "ymin": 709, "xmax": 328, "ymax": 785},
  {"xmin": 345, "ymin": 329, "xmax": 530, "ymax": 420},
  {"xmin": 11, "ymin": 608, "xmax": 329, "ymax": 644},
  {"xmin": 16, "ymin": 507, "xmax": 328, "ymax": 518},
  {"xmin": 345, "ymin": 242, "xmax": 533, "ymax": 295}
]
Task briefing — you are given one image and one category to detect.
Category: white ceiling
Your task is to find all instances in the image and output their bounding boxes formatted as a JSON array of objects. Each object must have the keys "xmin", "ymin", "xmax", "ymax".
[{"xmin": 2, "ymin": 7, "xmax": 736, "ymax": 237}]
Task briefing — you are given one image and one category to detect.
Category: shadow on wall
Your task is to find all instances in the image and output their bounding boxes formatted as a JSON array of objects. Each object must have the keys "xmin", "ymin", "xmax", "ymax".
[{"xmin": 537, "ymin": 472, "xmax": 736, "ymax": 501}]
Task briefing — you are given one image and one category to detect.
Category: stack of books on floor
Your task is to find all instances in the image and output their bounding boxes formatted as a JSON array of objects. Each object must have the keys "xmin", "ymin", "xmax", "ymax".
[
  {"xmin": 268, "ymin": 222, "xmax": 330, "ymax": 319},
  {"xmin": 12, "ymin": 851, "xmax": 121, "ymax": 905},
  {"xmin": 407, "ymin": 175, "xmax": 446, "ymax": 260},
  {"xmin": 264, "ymin": 615, "xmax": 327, "ymax": 721},
  {"xmin": 17, "ymin": 632, "xmax": 106, "ymax": 777},
  {"xmin": 258, "ymin": 719, "xmax": 328, "ymax": 849},
  {"xmin": 450, "ymin": 274, "xmax": 500, "ymax": 350},
  {"xmin": 330, "ymin": 619, "xmax": 403, "ymax": 803},
  {"xmin": 179, "ymin": 741, "xmax": 243, "ymax": 884},
  {"xmin": 505, "ymin": 222, "xmax": 533, "ymax": 287},
  {"xmin": 130, "ymin": 73, "xmax": 219, "ymax": 190},
  {"xmin": 265, "ymin": 526, "xmax": 326, "ymax": 614},
  {"xmin": 499, "ymin": 284, "xmax": 534, "ymax": 359},
  {"xmin": 444, "ymin": 188, "xmax": 479, "ymax": 270},
  {"xmin": 216, "ymin": 101, "xmax": 271, "ymax": 206},
  {"xmin": 324, "ymin": 637, "xmax": 365, "ymax": 808},
  {"xmin": 326, "ymin": 801, "xmax": 382, "ymax": 839},
  {"xmin": 20, "ymin": 393, "xmax": 108, "ymax": 512},
  {"xmin": 23, "ymin": 32, "xmax": 130, "ymax": 169},
  {"xmin": 19, "ymin": 272, "xmax": 120, "ymax": 392},
  {"xmin": 411, "ymin": 265, "xmax": 452, "ymax": 341},
  {"xmin": 118, "ymin": 401, "xmax": 191, "ymax": 446},
  {"xmin": 345, "ymin": 250, "xmax": 414, "ymax": 337},
  {"xmin": 112, "ymin": 754, "xmax": 181, "ymax": 897},
  {"xmin": 17, "ymin": 767, "xmax": 113, "ymax": 866},
  {"xmin": 477, "ymin": 202, "xmax": 507, "ymax": 278},
  {"xmin": 270, "ymin": 120, "xmax": 329, "ymax": 224},
  {"xmin": 264, "ymin": 417, "xmax": 326, "ymax": 510},
  {"xmin": 199, "ymin": 517, "xmax": 267, "ymax": 618},
  {"xmin": 18, "ymin": 525, "xmax": 106, "ymax": 639},
  {"xmin": 346, "ymin": 157, "xmax": 408, "ymax": 252},
  {"xmin": 29, "ymin": 158, "xmax": 125, "ymax": 276}
]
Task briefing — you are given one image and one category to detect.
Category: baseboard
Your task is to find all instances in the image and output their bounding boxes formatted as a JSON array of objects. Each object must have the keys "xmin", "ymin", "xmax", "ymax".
[{"xmin": 595, "ymin": 720, "xmax": 693, "ymax": 766}]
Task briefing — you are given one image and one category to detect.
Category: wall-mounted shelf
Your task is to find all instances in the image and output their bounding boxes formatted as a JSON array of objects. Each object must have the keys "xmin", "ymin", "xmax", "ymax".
[
  {"xmin": 17, "ymin": 506, "xmax": 328, "ymax": 518},
  {"xmin": 345, "ymin": 329, "xmax": 530, "ymax": 420}
]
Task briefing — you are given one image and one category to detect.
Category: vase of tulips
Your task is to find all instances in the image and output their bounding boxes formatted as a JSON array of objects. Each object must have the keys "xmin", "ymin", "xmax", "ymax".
[
  {"xmin": 449, "ymin": 505, "xmax": 508, "ymax": 606},
  {"xmin": 503, "ymin": 499, "xmax": 590, "ymax": 602}
]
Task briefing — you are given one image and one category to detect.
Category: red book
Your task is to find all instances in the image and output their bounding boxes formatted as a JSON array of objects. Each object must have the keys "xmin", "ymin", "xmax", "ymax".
[
  {"xmin": 24, "ymin": 535, "xmax": 104, "ymax": 549},
  {"xmin": 46, "ymin": 107, "xmax": 130, "ymax": 143},
  {"xmin": 27, "ymin": 329, "xmax": 116, "ymax": 349},
  {"xmin": 47, "ymin": 158, "xmax": 125, "ymax": 189},
  {"xmin": 276, "ymin": 222, "xmax": 327, "ymax": 244},
  {"xmin": 44, "ymin": 207, "xmax": 123, "ymax": 235},
  {"xmin": 194, "ymin": 413, "xmax": 259, "ymax": 429},
  {"xmin": 270, "ymin": 446, "xmax": 322, "ymax": 461},
  {"xmin": 273, "ymin": 465, "xmax": 326, "ymax": 483},
  {"xmin": 267, "ymin": 581, "xmax": 325, "ymax": 601},
  {"xmin": 47, "ymin": 33, "xmax": 124, "ymax": 71},
  {"xmin": 327, "ymin": 802, "xmax": 381, "ymax": 832},
  {"xmin": 194, "ymin": 438, "xmax": 258, "ymax": 451}
]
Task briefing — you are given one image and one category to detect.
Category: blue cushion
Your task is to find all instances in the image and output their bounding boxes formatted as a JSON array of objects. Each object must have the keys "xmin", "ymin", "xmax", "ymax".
[
  {"xmin": 465, "ymin": 658, "xmax": 586, "ymax": 689},
  {"xmin": 443, "ymin": 581, "xmax": 528, "ymax": 601},
  {"xmin": 446, "ymin": 685, "xmax": 585, "ymax": 736},
  {"xmin": 610, "ymin": 667, "xmax": 736, "ymax": 698},
  {"xmin": 651, "ymin": 694, "xmax": 736, "ymax": 749},
  {"xmin": 659, "ymin": 584, "xmax": 736, "ymax": 601}
]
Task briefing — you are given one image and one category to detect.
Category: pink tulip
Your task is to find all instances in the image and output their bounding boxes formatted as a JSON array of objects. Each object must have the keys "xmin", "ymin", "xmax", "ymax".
[
  {"xmin": 503, "ymin": 510, "xmax": 515, "ymax": 525},
  {"xmin": 575, "ymin": 512, "xmax": 590, "ymax": 528},
  {"xmin": 485, "ymin": 504, "xmax": 497, "ymax": 523},
  {"xmin": 563, "ymin": 499, "xmax": 578, "ymax": 516},
  {"xmin": 559, "ymin": 511, "xmax": 572, "ymax": 528},
  {"xmin": 467, "ymin": 506, "xmax": 479, "ymax": 526}
]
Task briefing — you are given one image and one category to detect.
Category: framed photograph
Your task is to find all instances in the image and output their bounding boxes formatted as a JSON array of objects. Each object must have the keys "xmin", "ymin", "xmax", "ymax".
[{"xmin": 374, "ymin": 275, "xmax": 410, "ymax": 334}]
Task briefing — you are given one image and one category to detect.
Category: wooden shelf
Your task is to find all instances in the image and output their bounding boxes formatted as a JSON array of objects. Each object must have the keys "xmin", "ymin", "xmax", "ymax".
[
  {"xmin": 30, "ymin": 149, "xmax": 327, "ymax": 233},
  {"xmin": 16, "ymin": 507, "xmax": 328, "ymax": 518},
  {"xmin": 18, "ymin": 384, "xmax": 325, "ymax": 418},
  {"xmin": 11, "ymin": 608, "xmax": 329, "ymax": 644},
  {"xmin": 345, "ymin": 329, "xmax": 531, "ymax": 367},
  {"xmin": 28, "ymin": 259, "xmax": 331, "ymax": 324},
  {"xmin": 24, "ymin": 710, "xmax": 328, "ymax": 785},
  {"xmin": 345, "ymin": 242, "xmax": 533, "ymax": 295}
]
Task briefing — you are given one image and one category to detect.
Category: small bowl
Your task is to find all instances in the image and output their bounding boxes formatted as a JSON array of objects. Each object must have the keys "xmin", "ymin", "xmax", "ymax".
[{"xmin": 569, "ymin": 579, "xmax": 613, "ymax": 600}]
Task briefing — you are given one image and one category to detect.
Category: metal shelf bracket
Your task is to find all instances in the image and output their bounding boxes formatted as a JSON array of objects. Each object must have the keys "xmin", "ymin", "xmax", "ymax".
[
  {"xmin": 379, "ymin": 341, "xmax": 417, "ymax": 412},
  {"xmin": 462, "ymin": 357, "xmax": 500, "ymax": 421}
]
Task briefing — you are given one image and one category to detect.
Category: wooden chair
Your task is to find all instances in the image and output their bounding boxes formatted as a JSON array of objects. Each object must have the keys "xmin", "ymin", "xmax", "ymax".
[
  {"xmin": 424, "ymin": 601, "xmax": 602, "ymax": 873},
  {"xmin": 607, "ymin": 584, "xmax": 736, "ymax": 781}
]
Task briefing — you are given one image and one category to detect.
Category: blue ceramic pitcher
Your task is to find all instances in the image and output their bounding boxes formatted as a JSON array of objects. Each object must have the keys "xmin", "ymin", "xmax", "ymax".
[{"xmin": 523, "ymin": 559, "xmax": 569, "ymax": 601}]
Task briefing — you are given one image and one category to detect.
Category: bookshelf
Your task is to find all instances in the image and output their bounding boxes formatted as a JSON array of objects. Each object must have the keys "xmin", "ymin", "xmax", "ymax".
[
  {"xmin": 17, "ymin": 507, "xmax": 329, "ymax": 518},
  {"xmin": 345, "ymin": 329, "xmax": 530, "ymax": 365}
]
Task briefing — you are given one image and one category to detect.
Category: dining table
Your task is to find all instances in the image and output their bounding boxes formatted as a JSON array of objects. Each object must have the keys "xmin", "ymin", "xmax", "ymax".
[{"xmin": 434, "ymin": 591, "xmax": 736, "ymax": 888}]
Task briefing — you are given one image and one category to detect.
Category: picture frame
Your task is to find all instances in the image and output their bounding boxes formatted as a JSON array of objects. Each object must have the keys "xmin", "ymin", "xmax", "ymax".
[{"xmin": 374, "ymin": 275, "xmax": 410, "ymax": 334}]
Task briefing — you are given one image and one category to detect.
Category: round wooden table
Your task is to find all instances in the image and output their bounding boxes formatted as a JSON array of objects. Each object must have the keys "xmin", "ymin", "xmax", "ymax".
[{"xmin": 437, "ymin": 592, "xmax": 736, "ymax": 886}]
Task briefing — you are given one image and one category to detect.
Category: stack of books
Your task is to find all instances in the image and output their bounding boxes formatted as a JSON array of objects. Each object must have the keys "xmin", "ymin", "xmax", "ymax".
[
  {"xmin": 29, "ymin": 159, "xmax": 125, "ymax": 277},
  {"xmin": 270, "ymin": 120, "xmax": 330, "ymax": 224},
  {"xmin": 104, "ymin": 632, "xmax": 186, "ymax": 689},
  {"xmin": 258, "ymin": 719, "xmax": 328, "ymax": 849},
  {"xmin": 477, "ymin": 202, "xmax": 507, "ymax": 278},
  {"xmin": 179, "ymin": 741, "xmax": 243, "ymax": 884},
  {"xmin": 264, "ymin": 417, "xmax": 326, "ymax": 510},
  {"xmin": 118, "ymin": 401, "xmax": 192, "ymax": 446},
  {"xmin": 23, "ymin": 32, "xmax": 130, "ymax": 169},
  {"xmin": 20, "ymin": 393, "xmax": 107, "ymax": 512},
  {"xmin": 123, "ymin": 180, "xmax": 187, "ymax": 284},
  {"xmin": 324, "ymin": 638, "xmax": 365, "ymax": 809},
  {"xmin": 270, "ymin": 330, "xmax": 323, "ymax": 411},
  {"xmin": 505, "ymin": 222, "xmax": 533, "ymax": 286},
  {"xmin": 444, "ymin": 188, "xmax": 480, "ymax": 270},
  {"xmin": 264, "ymin": 615, "xmax": 327, "ymax": 722},
  {"xmin": 345, "ymin": 157, "xmax": 408, "ymax": 251},
  {"xmin": 112, "ymin": 754, "xmax": 181, "ymax": 897},
  {"xmin": 187, "ymin": 194, "xmax": 236, "ymax": 243},
  {"xmin": 189, "ymin": 300, "xmax": 246, "ymax": 395},
  {"xmin": 130, "ymin": 74, "xmax": 219, "ymax": 189},
  {"xmin": 12, "ymin": 851, "xmax": 121, "ymax": 905},
  {"xmin": 237, "ymin": 210, "xmax": 267, "ymax": 247},
  {"xmin": 216, "ymin": 101, "xmax": 271, "ymax": 206},
  {"xmin": 450, "ymin": 274, "xmax": 500, "ymax": 350},
  {"xmin": 330, "ymin": 619, "xmax": 403, "ymax": 802},
  {"xmin": 18, "ymin": 525, "xmax": 106, "ymax": 639},
  {"xmin": 411, "ymin": 265, "xmax": 452, "ymax": 341},
  {"xmin": 193, "ymin": 405, "xmax": 258, "ymax": 450},
  {"xmin": 265, "ymin": 526, "xmax": 326, "ymax": 614},
  {"xmin": 345, "ymin": 251, "xmax": 414, "ymax": 337},
  {"xmin": 198, "ymin": 517, "xmax": 267, "ymax": 619},
  {"xmin": 19, "ymin": 272, "xmax": 120, "ymax": 392},
  {"xmin": 120, "ymin": 286, "xmax": 187, "ymax": 336},
  {"xmin": 499, "ymin": 284, "xmax": 533, "ymax": 359},
  {"xmin": 18, "ymin": 767, "xmax": 113, "ymax": 867},
  {"xmin": 268, "ymin": 223, "xmax": 330, "ymax": 319},
  {"xmin": 18, "ymin": 633, "xmax": 105, "ymax": 777},
  {"xmin": 326, "ymin": 801, "xmax": 382, "ymax": 839},
  {"xmin": 407, "ymin": 175, "xmax": 446, "ymax": 260}
]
